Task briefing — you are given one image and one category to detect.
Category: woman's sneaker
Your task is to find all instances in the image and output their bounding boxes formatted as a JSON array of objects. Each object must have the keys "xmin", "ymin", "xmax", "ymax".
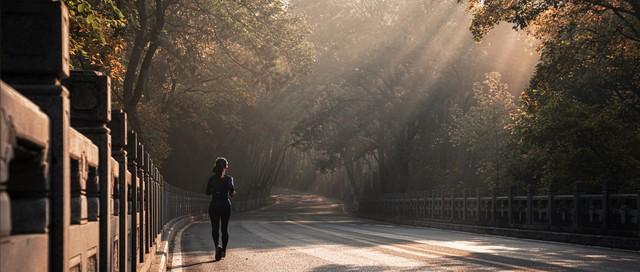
[
  {"xmin": 221, "ymin": 248, "xmax": 226, "ymax": 258},
  {"xmin": 215, "ymin": 246, "xmax": 222, "ymax": 261}
]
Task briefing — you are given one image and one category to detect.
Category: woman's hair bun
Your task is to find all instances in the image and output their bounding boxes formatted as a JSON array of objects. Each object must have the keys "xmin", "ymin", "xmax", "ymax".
[{"xmin": 214, "ymin": 157, "xmax": 229, "ymax": 169}]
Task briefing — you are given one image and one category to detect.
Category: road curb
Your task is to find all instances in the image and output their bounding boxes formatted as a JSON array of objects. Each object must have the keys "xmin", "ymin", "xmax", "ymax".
[
  {"xmin": 152, "ymin": 199, "xmax": 272, "ymax": 271},
  {"xmin": 149, "ymin": 214, "xmax": 205, "ymax": 272}
]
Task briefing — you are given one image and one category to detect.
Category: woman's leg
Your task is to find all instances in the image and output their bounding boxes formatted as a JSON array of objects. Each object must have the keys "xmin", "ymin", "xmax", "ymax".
[
  {"xmin": 209, "ymin": 205, "xmax": 221, "ymax": 247},
  {"xmin": 220, "ymin": 206, "xmax": 231, "ymax": 250}
]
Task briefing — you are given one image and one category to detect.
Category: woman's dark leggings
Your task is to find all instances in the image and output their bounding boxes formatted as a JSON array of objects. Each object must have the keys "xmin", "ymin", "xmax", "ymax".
[{"xmin": 209, "ymin": 205, "xmax": 231, "ymax": 249}]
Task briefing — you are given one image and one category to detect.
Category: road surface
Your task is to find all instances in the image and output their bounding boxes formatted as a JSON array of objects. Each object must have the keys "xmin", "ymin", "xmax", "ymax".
[{"xmin": 168, "ymin": 190, "xmax": 640, "ymax": 271}]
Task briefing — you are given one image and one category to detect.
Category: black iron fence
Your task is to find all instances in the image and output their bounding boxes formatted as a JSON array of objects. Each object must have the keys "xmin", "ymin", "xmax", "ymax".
[
  {"xmin": 0, "ymin": 1, "xmax": 211, "ymax": 272},
  {"xmin": 360, "ymin": 187, "xmax": 640, "ymax": 239}
]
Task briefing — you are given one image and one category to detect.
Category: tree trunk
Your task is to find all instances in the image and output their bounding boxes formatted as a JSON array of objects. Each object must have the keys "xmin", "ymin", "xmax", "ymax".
[
  {"xmin": 123, "ymin": 0, "xmax": 148, "ymax": 110},
  {"xmin": 123, "ymin": 0, "xmax": 170, "ymax": 131}
]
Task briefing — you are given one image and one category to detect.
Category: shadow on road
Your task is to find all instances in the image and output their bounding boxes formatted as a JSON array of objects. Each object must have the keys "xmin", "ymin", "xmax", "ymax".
[
  {"xmin": 309, "ymin": 264, "xmax": 434, "ymax": 272},
  {"xmin": 169, "ymin": 259, "xmax": 216, "ymax": 269}
]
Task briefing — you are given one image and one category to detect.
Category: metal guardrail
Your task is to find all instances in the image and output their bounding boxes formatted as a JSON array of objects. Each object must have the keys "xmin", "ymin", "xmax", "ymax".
[
  {"xmin": 0, "ymin": 1, "xmax": 209, "ymax": 272},
  {"xmin": 360, "ymin": 188, "xmax": 640, "ymax": 238}
]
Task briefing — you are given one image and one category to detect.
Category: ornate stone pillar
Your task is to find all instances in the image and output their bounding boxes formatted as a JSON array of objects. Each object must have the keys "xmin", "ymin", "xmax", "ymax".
[
  {"xmin": 110, "ymin": 110, "xmax": 129, "ymax": 272},
  {"xmin": 127, "ymin": 130, "xmax": 139, "ymax": 271},
  {"xmin": 64, "ymin": 70, "xmax": 114, "ymax": 272}
]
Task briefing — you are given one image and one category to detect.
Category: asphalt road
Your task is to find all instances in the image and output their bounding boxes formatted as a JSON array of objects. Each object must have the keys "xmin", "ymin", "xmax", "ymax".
[{"xmin": 168, "ymin": 190, "xmax": 640, "ymax": 272}]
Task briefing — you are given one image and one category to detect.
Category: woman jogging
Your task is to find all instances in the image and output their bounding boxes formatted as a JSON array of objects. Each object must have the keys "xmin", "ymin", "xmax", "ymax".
[{"xmin": 205, "ymin": 157, "xmax": 236, "ymax": 261}]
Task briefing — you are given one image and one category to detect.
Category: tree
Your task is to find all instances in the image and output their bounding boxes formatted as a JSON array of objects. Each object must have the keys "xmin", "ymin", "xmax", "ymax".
[
  {"xmin": 449, "ymin": 72, "xmax": 515, "ymax": 189},
  {"xmin": 462, "ymin": 0, "xmax": 640, "ymax": 190},
  {"xmin": 66, "ymin": 0, "xmax": 127, "ymax": 86},
  {"xmin": 122, "ymin": 0, "xmax": 173, "ymax": 131},
  {"xmin": 290, "ymin": 0, "xmax": 537, "ymax": 198},
  {"xmin": 66, "ymin": 0, "xmax": 316, "ymax": 198},
  {"xmin": 151, "ymin": 0, "xmax": 315, "ymax": 194}
]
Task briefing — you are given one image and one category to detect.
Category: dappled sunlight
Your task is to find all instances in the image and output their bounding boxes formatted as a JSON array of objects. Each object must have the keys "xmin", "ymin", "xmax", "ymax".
[
  {"xmin": 421, "ymin": 240, "xmax": 522, "ymax": 254},
  {"xmin": 283, "ymin": 0, "xmax": 543, "ymax": 199}
]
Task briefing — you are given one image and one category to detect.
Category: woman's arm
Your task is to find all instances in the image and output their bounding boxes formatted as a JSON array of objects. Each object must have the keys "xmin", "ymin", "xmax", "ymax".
[{"xmin": 228, "ymin": 177, "xmax": 236, "ymax": 197}]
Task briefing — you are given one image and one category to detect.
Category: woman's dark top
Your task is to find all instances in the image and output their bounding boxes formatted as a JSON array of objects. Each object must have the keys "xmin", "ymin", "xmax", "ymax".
[{"xmin": 206, "ymin": 174, "xmax": 235, "ymax": 208}]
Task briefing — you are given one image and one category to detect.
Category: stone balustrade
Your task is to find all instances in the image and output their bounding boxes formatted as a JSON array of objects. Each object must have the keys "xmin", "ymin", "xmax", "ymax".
[{"xmin": 0, "ymin": 1, "xmax": 209, "ymax": 271}]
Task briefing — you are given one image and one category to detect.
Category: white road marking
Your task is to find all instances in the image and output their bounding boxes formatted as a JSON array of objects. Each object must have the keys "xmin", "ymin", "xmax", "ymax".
[{"xmin": 168, "ymin": 221, "xmax": 193, "ymax": 272}]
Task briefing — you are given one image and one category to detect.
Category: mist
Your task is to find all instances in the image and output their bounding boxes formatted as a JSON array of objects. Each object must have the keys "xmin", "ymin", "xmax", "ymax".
[
  {"xmin": 270, "ymin": 0, "xmax": 538, "ymax": 201},
  {"xmin": 145, "ymin": 0, "xmax": 636, "ymax": 203},
  {"xmin": 158, "ymin": 0, "xmax": 539, "ymax": 201}
]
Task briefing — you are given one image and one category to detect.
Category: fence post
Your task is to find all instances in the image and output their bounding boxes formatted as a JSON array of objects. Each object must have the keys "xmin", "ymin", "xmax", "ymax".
[
  {"xmin": 159, "ymin": 176, "xmax": 162, "ymax": 226},
  {"xmin": 149, "ymin": 165, "xmax": 155, "ymax": 246},
  {"xmin": 548, "ymin": 183, "xmax": 555, "ymax": 230},
  {"xmin": 527, "ymin": 180, "xmax": 534, "ymax": 226},
  {"xmin": 440, "ymin": 189, "xmax": 445, "ymax": 219},
  {"xmin": 156, "ymin": 169, "xmax": 160, "ymax": 239},
  {"xmin": 158, "ymin": 171, "xmax": 161, "ymax": 232},
  {"xmin": 149, "ymin": 165, "xmax": 157, "ymax": 247},
  {"xmin": 573, "ymin": 182, "xmax": 583, "ymax": 232},
  {"xmin": 150, "ymin": 168, "xmax": 155, "ymax": 241},
  {"xmin": 136, "ymin": 143, "xmax": 146, "ymax": 263},
  {"xmin": 2, "ymin": 2, "xmax": 71, "ymax": 271},
  {"xmin": 400, "ymin": 193, "xmax": 407, "ymax": 216},
  {"xmin": 144, "ymin": 153, "xmax": 151, "ymax": 253},
  {"xmin": 492, "ymin": 188, "xmax": 497, "ymax": 225},
  {"xmin": 430, "ymin": 190, "xmax": 435, "ymax": 218},
  {"xmin": 416, "ymin": 191, "xmax": 421, "ymax": 218},
  {"xmin": 0, "ymin": 82, "xmax": 51, "ymax": 270},
  {"xmin": 637, "ymin": 188, "xmax": 640, "ymax": 238},
  {"xmin": 408, "ymin": 193, "xmax": 412, "ymax": 217},
  {"xmin": 158, "ymin": 170, "xmax": 161, "ymax": 235},
  {"xmin": 404, "ymin": 192, "xmax": 410, "ymax": 217},
  {"xmin": 601, "ymin": 181, "xmax": 609, "ymax": 235},
  {"xmin": 462, "ymin": 189, "xmax": 467, "ymax": 222},
  {"xmin": 475, "ymin": 188, "xmax": 481, "ymax": 222},
  {"xmin": 127, "ymin": 131, "xmax": 139, "ymax": 270},
  {"xmin": 409, "ymin": 192, "xmax": 415, "ymax": 217},
  {"xmin": 109, "ymin": 110, "xmax": 128, "ymax": 272},
  {"xmin": 153, "ymin": 169, "xmax": 157, "ymax": 239},
  {"xmin": 450, "ymin": 190, "xmax": 455, "ymax": 221},
  {"xmin": 64, "ymin": 70, "xmax": 114, "ymax": 272},
  {"xmin": 0, "ymin": 106, "xmax": 9, "ymax": 237},
  {"xmin": 422, "ymin": 191, "xmax": 427, "ymax": 218},
  {"xmin": 156, "ymin": 170, "xmax": 160, "ymax": 236},
  {"xmin": 507, "ymin": 187, "xmax": 513, "ymax": 226}
]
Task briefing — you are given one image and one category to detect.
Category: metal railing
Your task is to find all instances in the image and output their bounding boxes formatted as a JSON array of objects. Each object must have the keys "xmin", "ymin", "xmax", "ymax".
[{"xmin": 0, "ymin": 1, "xmax": 209, "ymax": 272}]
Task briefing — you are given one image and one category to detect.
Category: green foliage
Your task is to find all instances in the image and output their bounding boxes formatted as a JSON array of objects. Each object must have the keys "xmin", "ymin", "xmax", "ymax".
[
  {"xmin": 143, "ymin": 0, "xmax": 315, "ymax": 192},
  {"xmin": 65, "ymin": 0, "xmax": 127, "ymax": 83},
  {"xmin": 65, "ymin": 0, "xmax": 315, "ymax": 194},
  {"xmin": 290, "ymin": 0, "xmax": 537, "ymax": 195},
  {"xmin": 137, "ymin": 103, "xmax": 171, "ymax": 165},
  {"xmin": 463, "ymin": 0, "xmax": 640, "ymax": 191},
  {"xmin": 449, "ymin": 72, "xmax": 515, "ymax": 188},
  {"xmin": 511, "ymin": 89, "xmax": 640, "ymax": 190},
  {"xmin": 67, "ymin": 0, "xmax": 640, "ymax": 196}
]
